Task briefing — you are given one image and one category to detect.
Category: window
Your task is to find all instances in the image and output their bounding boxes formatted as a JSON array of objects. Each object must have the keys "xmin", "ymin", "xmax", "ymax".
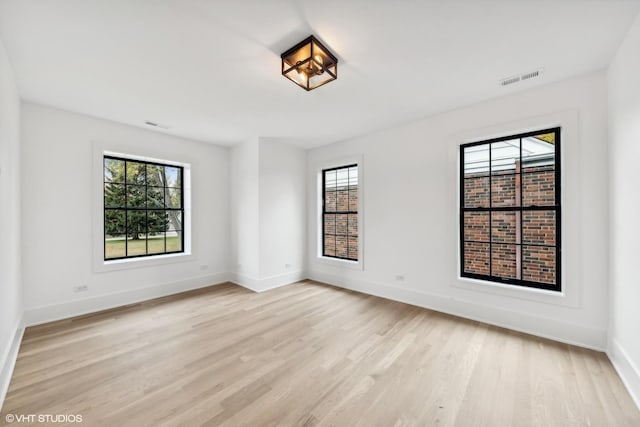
[
  {"xmin": 322, "ymin": 164, "xmax": 358, "ymax": 261},
  {"xmin": 460, "ymin": 128, "xmax": 561, "ymax": 291},
  {"xmin": 103, "ymin": 156, "xmax": 184, "ymax": 260}
]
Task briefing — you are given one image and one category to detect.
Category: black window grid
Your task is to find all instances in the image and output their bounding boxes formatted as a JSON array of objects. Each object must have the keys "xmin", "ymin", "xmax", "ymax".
[
  {"xmin": 459, "ymin": 127, "xmax": 561, "ymax": 291},
  {"xmin": 104, "ymin": 156, "xmax": 185, "ymax": 261},
  {"xmin": 322, "ymin": 164, "xmax": 358, "ymax": 261}
]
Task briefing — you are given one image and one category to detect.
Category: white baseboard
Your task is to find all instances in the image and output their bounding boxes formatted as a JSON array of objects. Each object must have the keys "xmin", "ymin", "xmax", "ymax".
[
  {"xmin": 231, "ymin": 270, "xmax": 305, "ymax": 293},
  {"xmin": 608, "ymin": 338, "xmax": 640, "ymax": 410},
  {"xmin": 23, "ymin": 272, "xmax": 231, "ymax": 327},
  {"xmin": 308, "ymin": 270, "xmax": 607, "ymax": 351},
  {"xmin": 0, "ymin": 317, "xmax": 24, "ymax": 414}
]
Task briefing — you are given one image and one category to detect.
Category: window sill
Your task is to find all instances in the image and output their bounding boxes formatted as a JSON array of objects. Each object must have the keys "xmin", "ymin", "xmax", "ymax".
[
  {"xmin": 453, "ymin": 276, "xmax": 575, "ymax": 307},
  {"xmin": 95, "ymin": 251, "xmax": 194, "ymax": 273},
  {"xmin": 315, "ymin": 255, "xmax": 363, "ymax": 271}
]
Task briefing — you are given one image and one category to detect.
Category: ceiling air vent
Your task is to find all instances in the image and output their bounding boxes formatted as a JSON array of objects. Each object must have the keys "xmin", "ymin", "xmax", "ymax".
[{"xmin": 500, "ymin": 68, "xmax": 543, "ymax": 87}]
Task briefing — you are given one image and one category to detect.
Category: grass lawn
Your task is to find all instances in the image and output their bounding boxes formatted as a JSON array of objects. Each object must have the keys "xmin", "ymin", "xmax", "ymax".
[{"xmin": 105, "ymin": 236, "xmax": 181, "ymax": 258}]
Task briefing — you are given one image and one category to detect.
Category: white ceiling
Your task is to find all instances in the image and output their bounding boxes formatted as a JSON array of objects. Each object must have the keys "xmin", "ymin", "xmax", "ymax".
[{"xmin": 0, "ymin": 0, "xmax": 638, "ymax": 148}]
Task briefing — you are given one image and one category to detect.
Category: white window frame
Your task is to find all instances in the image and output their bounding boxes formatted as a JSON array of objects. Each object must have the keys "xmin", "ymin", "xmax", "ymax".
[
  {"xmin": 451, "ymin": 110, "xmax": 579, "ymax": 308},
  {"xmin": 92, "ymin": 142, "xmax": 193, "ymax": 272}
]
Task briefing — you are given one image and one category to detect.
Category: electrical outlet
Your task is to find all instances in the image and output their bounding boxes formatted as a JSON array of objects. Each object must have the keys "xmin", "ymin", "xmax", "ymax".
[
  {"xmin": 395, "ymin": 275, "xmax": 405, "ymax": 282},
  {"xmin": 285, "ymin": 263, "xmax": 292, "ymax": 269},
  {"xmin": 199, "ymin": 264, "xmax": 209, "ymax": 271},
  {"xmin": 73, "ymin": 285, "xmax": 88, "ymax": 293}
]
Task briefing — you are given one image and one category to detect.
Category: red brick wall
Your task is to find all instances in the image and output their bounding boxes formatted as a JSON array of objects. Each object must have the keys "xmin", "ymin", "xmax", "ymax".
[
  {"xmin": 463, "ymin": 165, "xmax": 556, "ymax": 285},
  {"xmin": 324, "ymin": 185, "xmax": 358, "ymax": 259}
]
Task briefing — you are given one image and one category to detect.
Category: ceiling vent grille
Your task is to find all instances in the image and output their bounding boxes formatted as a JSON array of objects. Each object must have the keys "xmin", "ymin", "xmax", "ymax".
[{"xmin": 500, "ymin": 68, "xmax": 543, "ymax": 87}]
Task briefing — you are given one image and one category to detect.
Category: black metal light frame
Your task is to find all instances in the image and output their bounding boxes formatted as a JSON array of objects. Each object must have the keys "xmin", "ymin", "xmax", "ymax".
[
  {"xmin": 281, "ymin": 35, "xmax": 338, "ymax": 91},
  {"xmin": 459, "ymin": 127, "xmax": 562, "ymax": 291},
  {"xmin": 103, "ymin": 155, "xmax": 185, "ymax": 261},
  {"xmin": 322, "ymin": 164, "xmax": 358, "ymax": 261}
]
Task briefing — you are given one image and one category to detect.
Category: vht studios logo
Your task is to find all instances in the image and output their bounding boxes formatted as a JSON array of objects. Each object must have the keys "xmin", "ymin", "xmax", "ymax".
[{"xmin": 5, "ymin": 413, "xmax": 83, "ymax": 423}]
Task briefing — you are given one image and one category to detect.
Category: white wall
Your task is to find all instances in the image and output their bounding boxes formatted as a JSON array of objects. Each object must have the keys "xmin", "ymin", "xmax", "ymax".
[
  {"xmin": 230, "ymin": 138, "xmax": 306, "ymax": 291},
  {"xmin": 230, "ymin": 138, "xmax": 260, "ymax": 279},
  {"xmin": 307, "ymin": 71, "xmax": 609, "ymax": 350},
  {"xmin": 0, "ymin": 36, "xmax": 22, "ymax": 407},
  {"xmin": 20, "ymin": 103, "xmax": 230, "ymax": 324},
  {"xmin": 608, "ymin": 13, "xmax": 640, "ymax": 408},
  {"xmin": 258, "ymin": 140, "xmax": 306, "ymax": 280}
]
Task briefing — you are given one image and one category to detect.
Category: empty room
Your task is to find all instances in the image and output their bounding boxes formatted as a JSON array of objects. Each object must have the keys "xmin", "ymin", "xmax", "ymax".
[{"xmin": 1, "ymin": 1, "xmax": 640, "ymax": 426}]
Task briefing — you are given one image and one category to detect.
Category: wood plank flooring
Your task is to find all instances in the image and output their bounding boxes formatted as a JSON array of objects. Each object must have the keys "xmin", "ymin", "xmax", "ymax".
[{"xmin": 1, "ymin": 281, "xmax": 638, "ymax": 426}]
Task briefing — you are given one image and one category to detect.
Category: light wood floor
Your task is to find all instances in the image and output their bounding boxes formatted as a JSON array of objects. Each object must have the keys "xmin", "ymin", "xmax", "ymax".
[{"xmin": 1, "ymin": 281, "xmax": 638, "ymax": 426}]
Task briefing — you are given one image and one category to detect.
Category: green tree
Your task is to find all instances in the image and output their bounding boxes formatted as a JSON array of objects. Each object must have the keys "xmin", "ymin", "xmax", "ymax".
[{"xmin": 104, "ymin": 159, "xmax": 174, "ymax": 240}]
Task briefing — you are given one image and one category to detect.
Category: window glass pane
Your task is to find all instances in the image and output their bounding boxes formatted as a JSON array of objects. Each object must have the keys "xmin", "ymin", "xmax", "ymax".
[
  {"xmin": 336, "ymin": 168, "xmax": 349, "ymax": 189},
  {"xmin": 522, "ymin": 170, "xmax": 555, "ymax": 207},
  {"xmin": 126, "ymin": 161, "xmax": 146, "ymax": 185},
  {"xmin": 348, "ymin": 166, "xmax": 358, "ymax": 186},
  {"xmin": 126, "ymin": 236, "xmax": 147, "ymax": 256},
  {"xmin": 325, "ymin": 170, "xmax": 337, "ymax": 189},
  {"xmin": 336, "ymin": 235, "xmax": 348, "ymax": 258},
  {"xmin": 126, "ymin": 211, "xmax": 147, "ymax": 241},
  {"xmin": 324, "ymin": 214, "xmax": 336, "ymax": 235},
  {"xmin": 348, "ymin": 186, "xmax": 358, "ymax": 211},
  {"xmin": 147, "ymin": 233, "xmax": 166, "ymax": 254},
  {"xmin": 167, "ymin": 233, "xmax": 182, "ymax": 252},
  {"xmin": 463, "ymin": 144, "xmax": 489, "ymax": 177},
  {"xmin": 521, "ymin": 133, "xmax": 555, "ymax": 173},
  {"xmin": 148, "ymin": 210, "xmax": 168, "ymax": 233},
  {"xmin": 491, "ymin": 172, "xmax": 519, "ymax": 207},
  {"xmin": 464, "ymin": 176, "xmax": 489, "ymax": 208},
  {"xmin": 165, "ymin": 166, "xmax": 181, "ymax": 188},
  {"xmin": 104, "ymin": 183, "xmax": 125, "ymax": 208},
  {"xmin": 348, "ymin": 237, "xmax": 358, "ymax": 260},
  {"xmin": 126, "ymin": 185, "xmax": 146, "ymax": 208},
  {"xmin": 105, "ymin": 236, "xmax": 126, "ymax": 259},
  {"xmin": 491, "ymin": 244, "xmax": 517, "ymax": 279},
  {"xmin": 104, "ymin": 158, "xmax": 125, "ymax": 183},
  {"xmin": 336, "ymin": 214, "xmax": 348, "ymax": 237},
  {"xmin": 463, "ymin": 212, "xmax": 489, "ymax": 242},
  {"xmin": 166, "ymin": 211, "xmax": 182, "ymax": 232},
  {"xmin": 147, "ymin": 187, "xmax": 164, "ymax": 208},
  {"xmin": 336, "ymin": 188, "xmax": 349, "ymax": 211},
  {"xmin": 491, "ymin": 139, "xmax": 520, "ymax": 172},
  {"xmin": 146, "ymin": 164, "xmax": 164, "ymax": 186},
  {"xmin": 491, "ymin": 211, "xmax": 517, "ymax": 244},
  {"xmin": 166, "ymin": 188, "xmax": 182, "ymax": 209},
  {"xmin": 325, "ymin": 187, "xmax": 336, "ymax": 212},
  {"xmin": 463, "ymin": 242, "xmax": 489, "ymax": 275},
  {"xmin": 523, "ymin": 211, "xmax": 556, "ymax": 245},
  {"xmin": 523, "ymin": 245, "xmax": 556, "ymax": 285},
  {"xmin": 105, "ymin": 210, "xmax": 126, "ymax": 236},
  {"xmin": 347, "ymin": 214, "xmax": 358, "ymax": 237},
  {"xmin": 324, "ymin": 235, "xmax": 336, "ymax": 256}
]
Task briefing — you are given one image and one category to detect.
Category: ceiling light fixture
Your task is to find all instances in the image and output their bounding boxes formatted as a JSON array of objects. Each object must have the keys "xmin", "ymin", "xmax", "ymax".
[{"xmin": 281, "ymin": 35, "xmax": 338, "ymax": 91}]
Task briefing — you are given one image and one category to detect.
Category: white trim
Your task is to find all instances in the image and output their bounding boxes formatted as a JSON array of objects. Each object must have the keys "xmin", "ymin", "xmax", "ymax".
[
  {"xmin": 309, "ymin": 269, "xmax": 606, "ymax": 351},
  {"xmin": 313, "ymin": 154, "xmax": 364, "ymax": 271},
  {"xmin": 451, "ymin": 110, "xmax": 581, "ymax": 308},
  {"xmin": 23, "ymin": 272, "xmax": 230, "ymax": 327},
  {"xmin": 231, "ymin": 270, "xmax": 305, "ymax": 293},
  {"xmin": 608, "ymin": 338, "xmax": 640, "ymax": 410},
  {"xmin": 0, "ymin": 317, "xmax": 23, "ymax": 413},
  {"xmin": 92, "ymin": 142, "xmax": 194, "ymax": 273}
]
